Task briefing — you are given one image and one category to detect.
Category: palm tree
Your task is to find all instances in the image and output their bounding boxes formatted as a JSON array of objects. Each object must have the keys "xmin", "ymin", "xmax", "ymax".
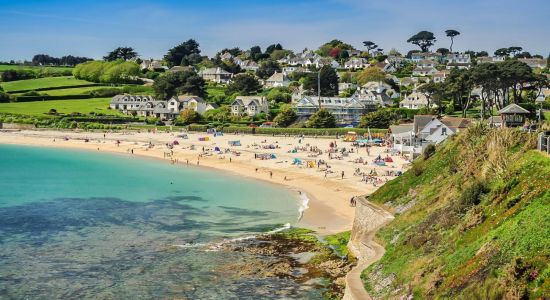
[{"xmin": 445, "ymin": 30, "xmax": 460, "ymax": 53}]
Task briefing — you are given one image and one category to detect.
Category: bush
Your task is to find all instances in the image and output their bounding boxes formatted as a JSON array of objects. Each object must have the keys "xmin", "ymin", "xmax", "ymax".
[
  {"xmin": 411, "ymin": 163, "xmax": 424, "ymax": 176},
  {"xmin": 0, "ymin": 91, "xmax": 11, "ymax": 103},
  {"xmin": 307, "ymin": 109, "xmax": 336, "ymax": 128},
  {"xmin": 423, "ymin": 144, "xmax": 436, "ymax": 160},
  {"xmin": 458, "ymin": 181, "xmax": 487, "ymax": 207}
]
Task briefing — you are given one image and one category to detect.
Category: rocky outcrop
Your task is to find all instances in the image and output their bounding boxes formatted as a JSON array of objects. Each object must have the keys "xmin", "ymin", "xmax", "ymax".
[{"xmin": 343, "ymin": 196, "xmax": 394, "ymax": 300}]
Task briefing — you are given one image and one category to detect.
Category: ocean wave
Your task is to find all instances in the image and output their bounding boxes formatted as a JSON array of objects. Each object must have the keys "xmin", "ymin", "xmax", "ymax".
[
  {"xmin": 172, "ymin": 223, "xmax": 292, "ymax": 251},
  {"xmin": 297, "ymin": 192, "xmax": 310, "ymax": 221}
]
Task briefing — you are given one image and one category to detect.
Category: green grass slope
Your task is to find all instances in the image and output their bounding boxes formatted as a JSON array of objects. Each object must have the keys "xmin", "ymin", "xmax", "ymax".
[
  {"xmin": 362, "ymin": 125, "xmax": 549, "ymax": 299},
  {"xmin": 0, "ymin": 98, "xmax": 120, "ymax": 116},
  {"xmin": 0, "ymin": 77, "xmax": 94, "ymax": 92}
]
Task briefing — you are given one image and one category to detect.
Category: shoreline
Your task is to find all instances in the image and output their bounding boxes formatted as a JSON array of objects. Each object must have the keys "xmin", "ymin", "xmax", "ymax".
[{"xmin": 0, "ymin": 129, "xmax": 409, "ymax": 235}]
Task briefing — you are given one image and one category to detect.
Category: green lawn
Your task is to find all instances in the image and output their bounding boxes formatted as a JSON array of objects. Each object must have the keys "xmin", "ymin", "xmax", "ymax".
[
  {"xmin": 37, "ymin": 86, "xmax": 107, "ymax": 96},
  {"xmin": 0, "ymin": 64, "xmax": 73, "ymax": 72},
  {"xmin": 0, "ymin": 98, "xmax": 121, "ymax": 116},
  {"xmin": 0, "ymin": 77, "xmax": 95, "ymax": 92}
]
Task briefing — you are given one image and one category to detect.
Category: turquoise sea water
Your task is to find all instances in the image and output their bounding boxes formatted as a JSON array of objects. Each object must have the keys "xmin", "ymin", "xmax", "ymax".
[{"xmin": 0, "ymin": 144, "xmax": 322, "ymax": 299}]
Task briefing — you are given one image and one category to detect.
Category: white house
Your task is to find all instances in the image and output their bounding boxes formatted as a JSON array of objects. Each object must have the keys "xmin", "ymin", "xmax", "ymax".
[
  {"xmin": 446, "ymin": 53, "xmax": 472, "ymax": 69},
  {"xmin": 265, "ymin": 72, "xmax": 290, "ymax": 88},
  {"xmin": 231, "ymin": 96, "xmax": 269, "ymax": 116},
  {"xmin": 168, "ymin": 95, "xmax": 208, "ymax": 114},
  {"xmin": 198, "ymin": 67, "xmax": 233, "ymax": 84},
  {"xmin": 294, "ymin": 96, "xmax": 375, "ymax": 125},
  {"xmin": 400, "ymin": 92, "xmax": 430, "ymax": 109},
  {"xmin": 344, "ymin": 57, "xmax": 368, "ymax": 69}
]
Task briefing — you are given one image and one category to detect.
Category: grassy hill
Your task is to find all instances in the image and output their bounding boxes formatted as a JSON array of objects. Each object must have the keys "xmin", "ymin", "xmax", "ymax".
[
  {"xmin": 362, "ymin": 125, "xmax": 549, "ymax": 299},
  {"xmin": 0, "ymin": 76, "xmax": 95, "ymax": 92},
  {"xmin": 0, "ymin": 98, "xmax": 120, "ymax": 116}
]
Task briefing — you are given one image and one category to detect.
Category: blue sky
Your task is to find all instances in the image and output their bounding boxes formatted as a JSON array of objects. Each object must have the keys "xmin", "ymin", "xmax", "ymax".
[{"xmin": 0, "ymin": 0, "xmax": 548, "ymax": 60}]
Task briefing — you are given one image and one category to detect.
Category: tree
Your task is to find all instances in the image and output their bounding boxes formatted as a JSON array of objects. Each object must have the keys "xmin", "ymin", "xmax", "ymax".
[
  {"xmin": 302, "ymin": 66, "xmax": 338, "ymax": 97},
  {"xmin": 445, "ymin": 29, "xmax": 460, "ymax": 52},
  {"xmin": 363, "ymin": 41, "xmax": 378, "ymax": 56},
  {"xmin": 494, "ymin": 48, "xmax": 511, "ymax": 57},
  {"xmin": 356, "ymin": 67, "xmax": 386, "ymax": 85},
  {"xmin": 307, "ymin": 109, "xmax": 336, "ymax": 128},
  {"xmin": 177, "ymin": 109, "xmax": 202, "ymax": 125},
  {"xmin": 256, "ymin": 60, "xmax": 281, "ymax": 79},
  {"xmin": 507, "ymin": 46, "xmax": 523, "ymax": 57},
  {"xmin": 104, "ymin": 47, "xmax": 138, "ymax": 61},
  {"xmin": 359, "ymin": 109, "xmax": 397, "ymax": 129},
  {"xmin": 266, "ymin": 88, "xmax": 291, "ymax": 103},
  {"xmin": 249, "ymin": 46, "xmax": 267, "ymax": 61},
  {"xmin": 273, "ymin": 104, "xmax": 297, "ymax": 127},
  {"xmin": 225, "ymin": 74, "xmax": 261, "ymax": 96},
  {"xmin": 436, "ymin": 48, "xmax": 450, "ymax": 56},
  {"xmin": 153, "ymin": 70, "xmax": 206, "ymax": 99},
  {"xmin": 418, "ymin": 82, "xmax": 444, "ymax": 112},
  {"xmin": 407, "ymin": 31, "xmax": 436, "ymax": 53},
  {"xmin": 164, "ymin": 39, "xmax": 201, "ymax": 67},
  {"xmin": 265, "ymin": 43, "xmax": 283, "ymax": 54},
  {"xmin": 444, "ymin": 68, "xmax": 474, "ymax": 117}
]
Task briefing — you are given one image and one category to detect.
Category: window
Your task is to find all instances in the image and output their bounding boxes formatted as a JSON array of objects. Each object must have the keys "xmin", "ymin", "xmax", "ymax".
[{"xmin": 442, "ymin": 128, "xmax": 447, "ymax": 135}]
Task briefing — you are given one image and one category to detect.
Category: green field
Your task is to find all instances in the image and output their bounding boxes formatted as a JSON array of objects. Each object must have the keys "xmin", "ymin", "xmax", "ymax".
[
  {"xmin": 0, "ymin": 98, "xmax": 121, "ymax": 116},
  {"xmin": 0, "ymin": 64, "xmax": 73, "ymax": 72},
  {"xmin": 37, "ymin": 86, "xmax": 104, "ymax": 96},
  {"xmin": 0, "ymin": 77, "xmax": 95, "ymax": 92}
]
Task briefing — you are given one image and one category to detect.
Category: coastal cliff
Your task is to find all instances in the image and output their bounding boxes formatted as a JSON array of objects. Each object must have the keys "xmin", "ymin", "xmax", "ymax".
[{"xmin": 355, "ymin": 125, "xmax": 549, "ymax": 299}]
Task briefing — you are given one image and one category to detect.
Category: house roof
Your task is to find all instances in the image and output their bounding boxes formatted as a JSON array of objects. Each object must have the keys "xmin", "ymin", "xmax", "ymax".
[
  {"xmin": 234, "ymin": 96, "xmax": 267, "ymax": 107},
  {"xmin": 498, "ymin": 104, "xmax": 530, "ymax": 114},
  {"xmin": 413, "ymin": 115, "xmax": 437, "ymax": 133},
  {"xmin": 266, "ymin": 72, "xmax": 289, "ymax": 82},
  {"xmin": 176, "ymin": 95, "xmax": 205, "ymax": 103},
  {"xmin": 169, "ymin": 66, "xmax": 194, "ymax": 73},
  {"xmin": 199, "ymin": 67, "xmax": 232, "ymax": 75},
  {"xmin": 440, "ymin": 117, "xmax": 471, "ymax": 129},
  {"xmin": 389, "ymin": 124, "xmax": 414, "ymax": 135}
]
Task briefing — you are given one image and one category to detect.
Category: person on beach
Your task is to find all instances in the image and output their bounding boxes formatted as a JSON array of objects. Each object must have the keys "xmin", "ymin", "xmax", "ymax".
[
  {"xmin": 269, "ymin": 171, "xmax": 273, "ymax": 179},
  {"xmin": 229, "ymin": 157, "xmax": 232, "ymax": 163},
  {"xmin": 255, "ymin": 168, "xmax": 258, "ymax": 173},
  {"xmin": 341, "ymin": 171, "xmax": 344, "ymax": 179}
]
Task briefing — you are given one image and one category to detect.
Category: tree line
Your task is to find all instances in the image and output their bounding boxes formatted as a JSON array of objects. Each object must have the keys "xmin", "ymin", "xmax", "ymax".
[
  {"xmin": 31, "ymin": 54, "xmax": 93, "ymax": 66},
  {"xmin": 419, "ymin": 60, "xmax": 548, "ymax": 118}
]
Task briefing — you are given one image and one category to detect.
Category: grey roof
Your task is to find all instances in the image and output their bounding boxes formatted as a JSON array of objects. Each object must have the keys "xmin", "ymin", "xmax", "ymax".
[
  {"xmin": 413, "ymin": 115, "xmax": 437, "ymax": 133},
  {"xmin": 498, "ymin": 104, "xmax": 530, "ymax": 114},
  {"xmin": 390, "ymin": 124, "xmax": 414, "ymax": 135}
]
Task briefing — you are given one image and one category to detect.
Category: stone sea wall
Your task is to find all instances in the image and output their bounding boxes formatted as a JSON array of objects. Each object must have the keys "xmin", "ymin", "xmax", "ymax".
[{"xmin": 343, "ymin": 196, "xmax": 394, "ymax": 300}]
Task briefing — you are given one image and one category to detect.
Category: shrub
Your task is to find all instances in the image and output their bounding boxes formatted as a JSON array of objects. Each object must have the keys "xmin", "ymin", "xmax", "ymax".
[
  {"xmin": 458, "ymin": 180, "xmax": 487, "ymax": 207},
  {"xmin": 411, "ymin": 163, "xmax": 424, "ymax": 176},
  {"xmin": 423, "ymin": 144, "xmax": 436, "ymax": 160}
]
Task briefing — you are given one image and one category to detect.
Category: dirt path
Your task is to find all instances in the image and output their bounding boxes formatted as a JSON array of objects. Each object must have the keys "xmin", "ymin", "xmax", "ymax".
[{"xmin": 343, "ymin": 198, "xmax": 394, "ymax": 300}]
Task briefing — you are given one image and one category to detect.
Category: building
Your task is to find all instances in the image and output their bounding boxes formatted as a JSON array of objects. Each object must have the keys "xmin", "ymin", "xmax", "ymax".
[
  {"xmin": 168, "ymin": 95, "xmax": 208, "ymax": 114},
  {"xmin": 294, "ymin": 96, "xmax": 375, "ymax": 125},
  {"xmin": 432, "ymin": 71, "xmax": 449, "ymax": 83},
  {"xmin": 518, "ymin": 58, "xmax": 547, "ymax": 69},
  {"xmin": 265, "ymin": 72, "xmax": 290, "ymax": 88},
  {"xmin": 344, "ymin": 57, "xmax": 368, "ymax": 69},
  {"xmin": 198, "ymin": 67, "xmax": 233, "ymax": 84},
  {"xmin": 413, "ymin": 60, "xmax": 437, "ymax": 76},
  {"xmin": 477, "ymin": 56, "xmax": 506, "ymax": 64},
  {"xmin": 168, "ymin": 66, "xmax": 195, "ymax": 73},
  {"xmin": 140, "ymin": 59, "xmax": 165, "ymax": 71},
  {"xmin": 400, "ymin": 92, "xmax": 430, "ymax": 109},
  {"xmin": 446, "ymin": 53, "xmax": 472, "ymax": 69},
  {"xmin": 231, "ymin": 96, "xmax": 269, "ymax": 116},
  {"xmin": 410, "ymin": 52, "xmax": 443, "ymax": 63},
  {"xmin": 390, "ymin": 115, "xmax": 470, "ymax": 156},
  {"xmin": 239, "ymin": 60, "xmax": 259, "ymax": 72},
  {"xmin": 496, "ymin": 104, "xmax": 531, "ymax": 127},
  {"xmin": 110, "ymin": 94, "xmax": 212, "ymax": 120}
]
